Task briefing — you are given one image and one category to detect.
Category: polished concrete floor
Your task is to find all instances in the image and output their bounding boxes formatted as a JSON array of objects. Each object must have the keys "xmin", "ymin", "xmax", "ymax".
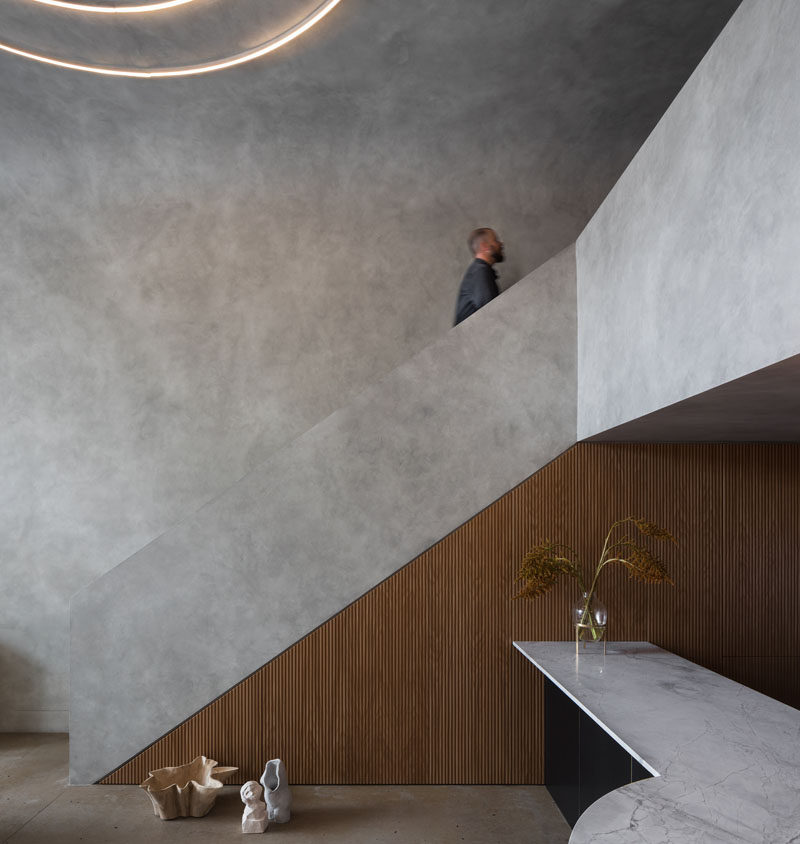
[{"xmin": 1, "ymin": 735, "xmax": 569, "ymax": 843}]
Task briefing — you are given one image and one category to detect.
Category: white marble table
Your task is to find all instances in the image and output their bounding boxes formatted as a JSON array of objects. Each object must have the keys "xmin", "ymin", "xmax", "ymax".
[{"xmin": 514, "ymin": 641, "xmax": 800, "ymax": 843}]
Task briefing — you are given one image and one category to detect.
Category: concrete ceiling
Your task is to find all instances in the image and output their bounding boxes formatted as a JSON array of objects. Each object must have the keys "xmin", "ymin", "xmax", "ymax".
[
  {"xmin": 586, "ymin": 354, "xmax": 800, "ymax": 443},
  {"xmin": 1, "ymin": 0, "xmax": 742, "ymax": 87}
]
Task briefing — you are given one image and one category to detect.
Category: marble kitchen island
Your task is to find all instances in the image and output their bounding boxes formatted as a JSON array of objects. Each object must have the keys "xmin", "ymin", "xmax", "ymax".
[{"xmin": 515, "ymin": 641, "xmax": 800, "ymax": 843}]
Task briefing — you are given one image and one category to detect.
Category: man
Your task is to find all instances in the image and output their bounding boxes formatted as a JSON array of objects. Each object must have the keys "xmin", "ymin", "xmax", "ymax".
[{"xmin": 453, "ymin": 227, "xmax": 504, "ymax": 326}]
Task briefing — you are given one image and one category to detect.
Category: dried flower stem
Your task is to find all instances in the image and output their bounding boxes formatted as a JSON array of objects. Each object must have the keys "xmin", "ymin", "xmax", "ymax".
[{"xmin": 515, "ymin": 516, "xmax": 677, "ymax": 640}]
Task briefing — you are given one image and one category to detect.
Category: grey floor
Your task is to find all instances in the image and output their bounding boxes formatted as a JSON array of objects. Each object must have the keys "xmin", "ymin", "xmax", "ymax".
[{"xmin": 1, "ymin": 734, "xmax": 570, "ymax": 844}]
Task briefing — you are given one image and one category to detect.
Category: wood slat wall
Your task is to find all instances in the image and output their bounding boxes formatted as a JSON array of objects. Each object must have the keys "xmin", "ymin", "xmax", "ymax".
[{"xmin": 102, "ymin": 443, "xmax": 800, "ymax": 785}]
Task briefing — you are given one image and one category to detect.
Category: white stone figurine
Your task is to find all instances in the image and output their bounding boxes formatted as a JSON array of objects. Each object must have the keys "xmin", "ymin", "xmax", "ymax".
[
  {"xmin": 260, "ymin": 759, "xmax": 292, "ymax": 823},
  {"xmin": 240, "ymin": 781, "xmax": 268, "ymax": 834}
]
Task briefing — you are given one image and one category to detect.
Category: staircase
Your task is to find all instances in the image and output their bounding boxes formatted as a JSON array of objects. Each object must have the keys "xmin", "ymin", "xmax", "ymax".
[{"xmin": 70, "ymin": 245, "xmax": 578, "ymax": 784}]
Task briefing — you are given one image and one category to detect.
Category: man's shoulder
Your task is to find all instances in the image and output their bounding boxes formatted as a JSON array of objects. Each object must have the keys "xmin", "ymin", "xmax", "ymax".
[{"xmin": 461, "ymin": 259, "xmax": 496, "ymax": 284}]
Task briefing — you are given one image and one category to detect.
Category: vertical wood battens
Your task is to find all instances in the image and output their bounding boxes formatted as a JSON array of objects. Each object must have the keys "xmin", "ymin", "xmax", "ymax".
[{"xmin": 102, "ymin": 444, "xmax": 800, "ymax": 786}]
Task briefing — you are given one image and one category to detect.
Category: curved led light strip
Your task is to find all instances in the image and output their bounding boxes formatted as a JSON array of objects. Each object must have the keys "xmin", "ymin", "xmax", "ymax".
[
  {"xmin": 30, "ymin": 0, "xmax": 197, "ymax": 13},
  {"xmin": 0, "ymin": 0, "xmax": 341, "ymax": 77}
]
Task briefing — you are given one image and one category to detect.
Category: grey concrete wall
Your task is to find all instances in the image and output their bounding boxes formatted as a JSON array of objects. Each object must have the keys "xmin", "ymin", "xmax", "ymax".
[
  {"xmin": 577, "ymin": 0, "xmax": 800, "ymax": 440},
  {"xmin": 0, "ymin": 0, "xmax": 737, "ymax": 731},
  {"xmin": 70, "ymin": 246, "xmax": 577, "ymax": 784}
]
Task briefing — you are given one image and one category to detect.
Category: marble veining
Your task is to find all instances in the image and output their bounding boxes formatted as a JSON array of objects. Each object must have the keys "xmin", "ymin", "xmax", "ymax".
[{"xmin": 514, "ymin": 642, "xmax": 800, "ymax": 843}]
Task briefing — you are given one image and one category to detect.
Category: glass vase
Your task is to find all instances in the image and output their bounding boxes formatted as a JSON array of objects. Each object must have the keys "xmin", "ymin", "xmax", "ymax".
[{"xmin": 572, "ymin": 591, "xmax": 607, "ymax": 644}]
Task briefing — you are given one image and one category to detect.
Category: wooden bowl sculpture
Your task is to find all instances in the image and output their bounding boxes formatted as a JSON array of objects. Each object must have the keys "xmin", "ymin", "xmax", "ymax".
[{"xmin": 139, "ymin": 756, "xmax": 238, "ymax": 820}]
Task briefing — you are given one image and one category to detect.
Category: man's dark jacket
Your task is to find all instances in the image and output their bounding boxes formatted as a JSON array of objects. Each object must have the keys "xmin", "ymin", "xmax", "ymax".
[{"xmin": 453, "ymin": 258, "xmax": 499, "ymax": 325}]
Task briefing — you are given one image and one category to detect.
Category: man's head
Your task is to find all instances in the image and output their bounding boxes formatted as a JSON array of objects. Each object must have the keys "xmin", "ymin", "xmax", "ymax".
[{"xmin": 467, "ymin": 227, "xmax": 504, "ymax": 265}]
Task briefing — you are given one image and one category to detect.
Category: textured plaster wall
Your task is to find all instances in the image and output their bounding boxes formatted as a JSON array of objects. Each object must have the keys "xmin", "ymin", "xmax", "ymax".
[
  {"xmin": 71, "ymin": 247, "xmax": 577, "ymax": 784},
  {"xmin": 577, "ymin": 0, "xmax": 800, "ymax": 439},
  {"xmin": 0, "ymin": 0, "xmax": 737, "ymax": 731}
]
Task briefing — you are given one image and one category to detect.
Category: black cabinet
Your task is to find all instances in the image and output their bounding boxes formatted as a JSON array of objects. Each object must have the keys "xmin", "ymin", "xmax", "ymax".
[
  {"xmin": 631, "ymin": 756, "xmax": 651, "ymax": 783},
  {"xmin": 578, "ymin": 706, "xmax": 632, "ymax": 816},
  {"xmin": 544, "ymin": 675, "xmax": 581, "ymax": 826},
  {"xmin": 544, "ymin": 677, "xmax": 652, "ymax": 828}
]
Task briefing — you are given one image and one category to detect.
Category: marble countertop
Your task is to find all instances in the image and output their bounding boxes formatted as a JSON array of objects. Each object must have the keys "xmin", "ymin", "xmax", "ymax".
[{"xmin": 514, "ymin": 641, "xmax": 800, "ymax": 843}]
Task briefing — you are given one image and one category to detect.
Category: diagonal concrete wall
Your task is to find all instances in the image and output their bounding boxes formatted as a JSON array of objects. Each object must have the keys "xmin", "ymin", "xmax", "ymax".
[
  {"xmin": 70, "ymin": 246, "xmax": 577, "ymax": 784},
  {"xmin": 577, "ymin": 0, "xmax": 800, "ymax": 440}
]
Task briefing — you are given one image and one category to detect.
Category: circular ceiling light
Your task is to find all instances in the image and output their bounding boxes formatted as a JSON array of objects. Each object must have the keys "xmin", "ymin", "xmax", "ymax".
[
  {"xmin": 29, "ymin": 0, "xmax": 198, "ymax": 13},
  {"xmin": 0, "ymin": 0, "xmax": 342, "ymax": 77}
]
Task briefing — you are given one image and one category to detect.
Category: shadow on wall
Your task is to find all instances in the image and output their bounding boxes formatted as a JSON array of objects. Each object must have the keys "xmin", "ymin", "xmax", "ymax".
[{"xmin": 0, "ymin": 640, "xmax": 64, "ymax": 732}]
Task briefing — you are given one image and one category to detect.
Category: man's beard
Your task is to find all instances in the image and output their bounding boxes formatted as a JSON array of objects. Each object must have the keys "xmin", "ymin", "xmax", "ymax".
[{"xmin": 492, "ymin": 247, "xmax": 505, "ymax": 263}]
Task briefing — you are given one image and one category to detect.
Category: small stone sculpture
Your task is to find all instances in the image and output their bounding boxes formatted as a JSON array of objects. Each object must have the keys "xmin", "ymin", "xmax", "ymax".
[
  {"xmin": 260, "ymin": 758, "xmax": 292, "ymax": 823},
  {"xmin": 240, "ymin": 781, "xmax": 268, "ymax": 834}
]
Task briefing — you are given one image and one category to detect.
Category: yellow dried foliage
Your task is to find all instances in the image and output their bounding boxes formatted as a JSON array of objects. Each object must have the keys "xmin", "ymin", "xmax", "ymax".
[
  {"xmin": 515, "ymin": 516, "xmax": 677, "ymax": 602},
  {"xmin": 634, "ymin": 518, "xmax": 678, "ymax": 545},
  {"xmin": 514, "ymin": 541, "xmax": 582, "ymax": 599}
]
